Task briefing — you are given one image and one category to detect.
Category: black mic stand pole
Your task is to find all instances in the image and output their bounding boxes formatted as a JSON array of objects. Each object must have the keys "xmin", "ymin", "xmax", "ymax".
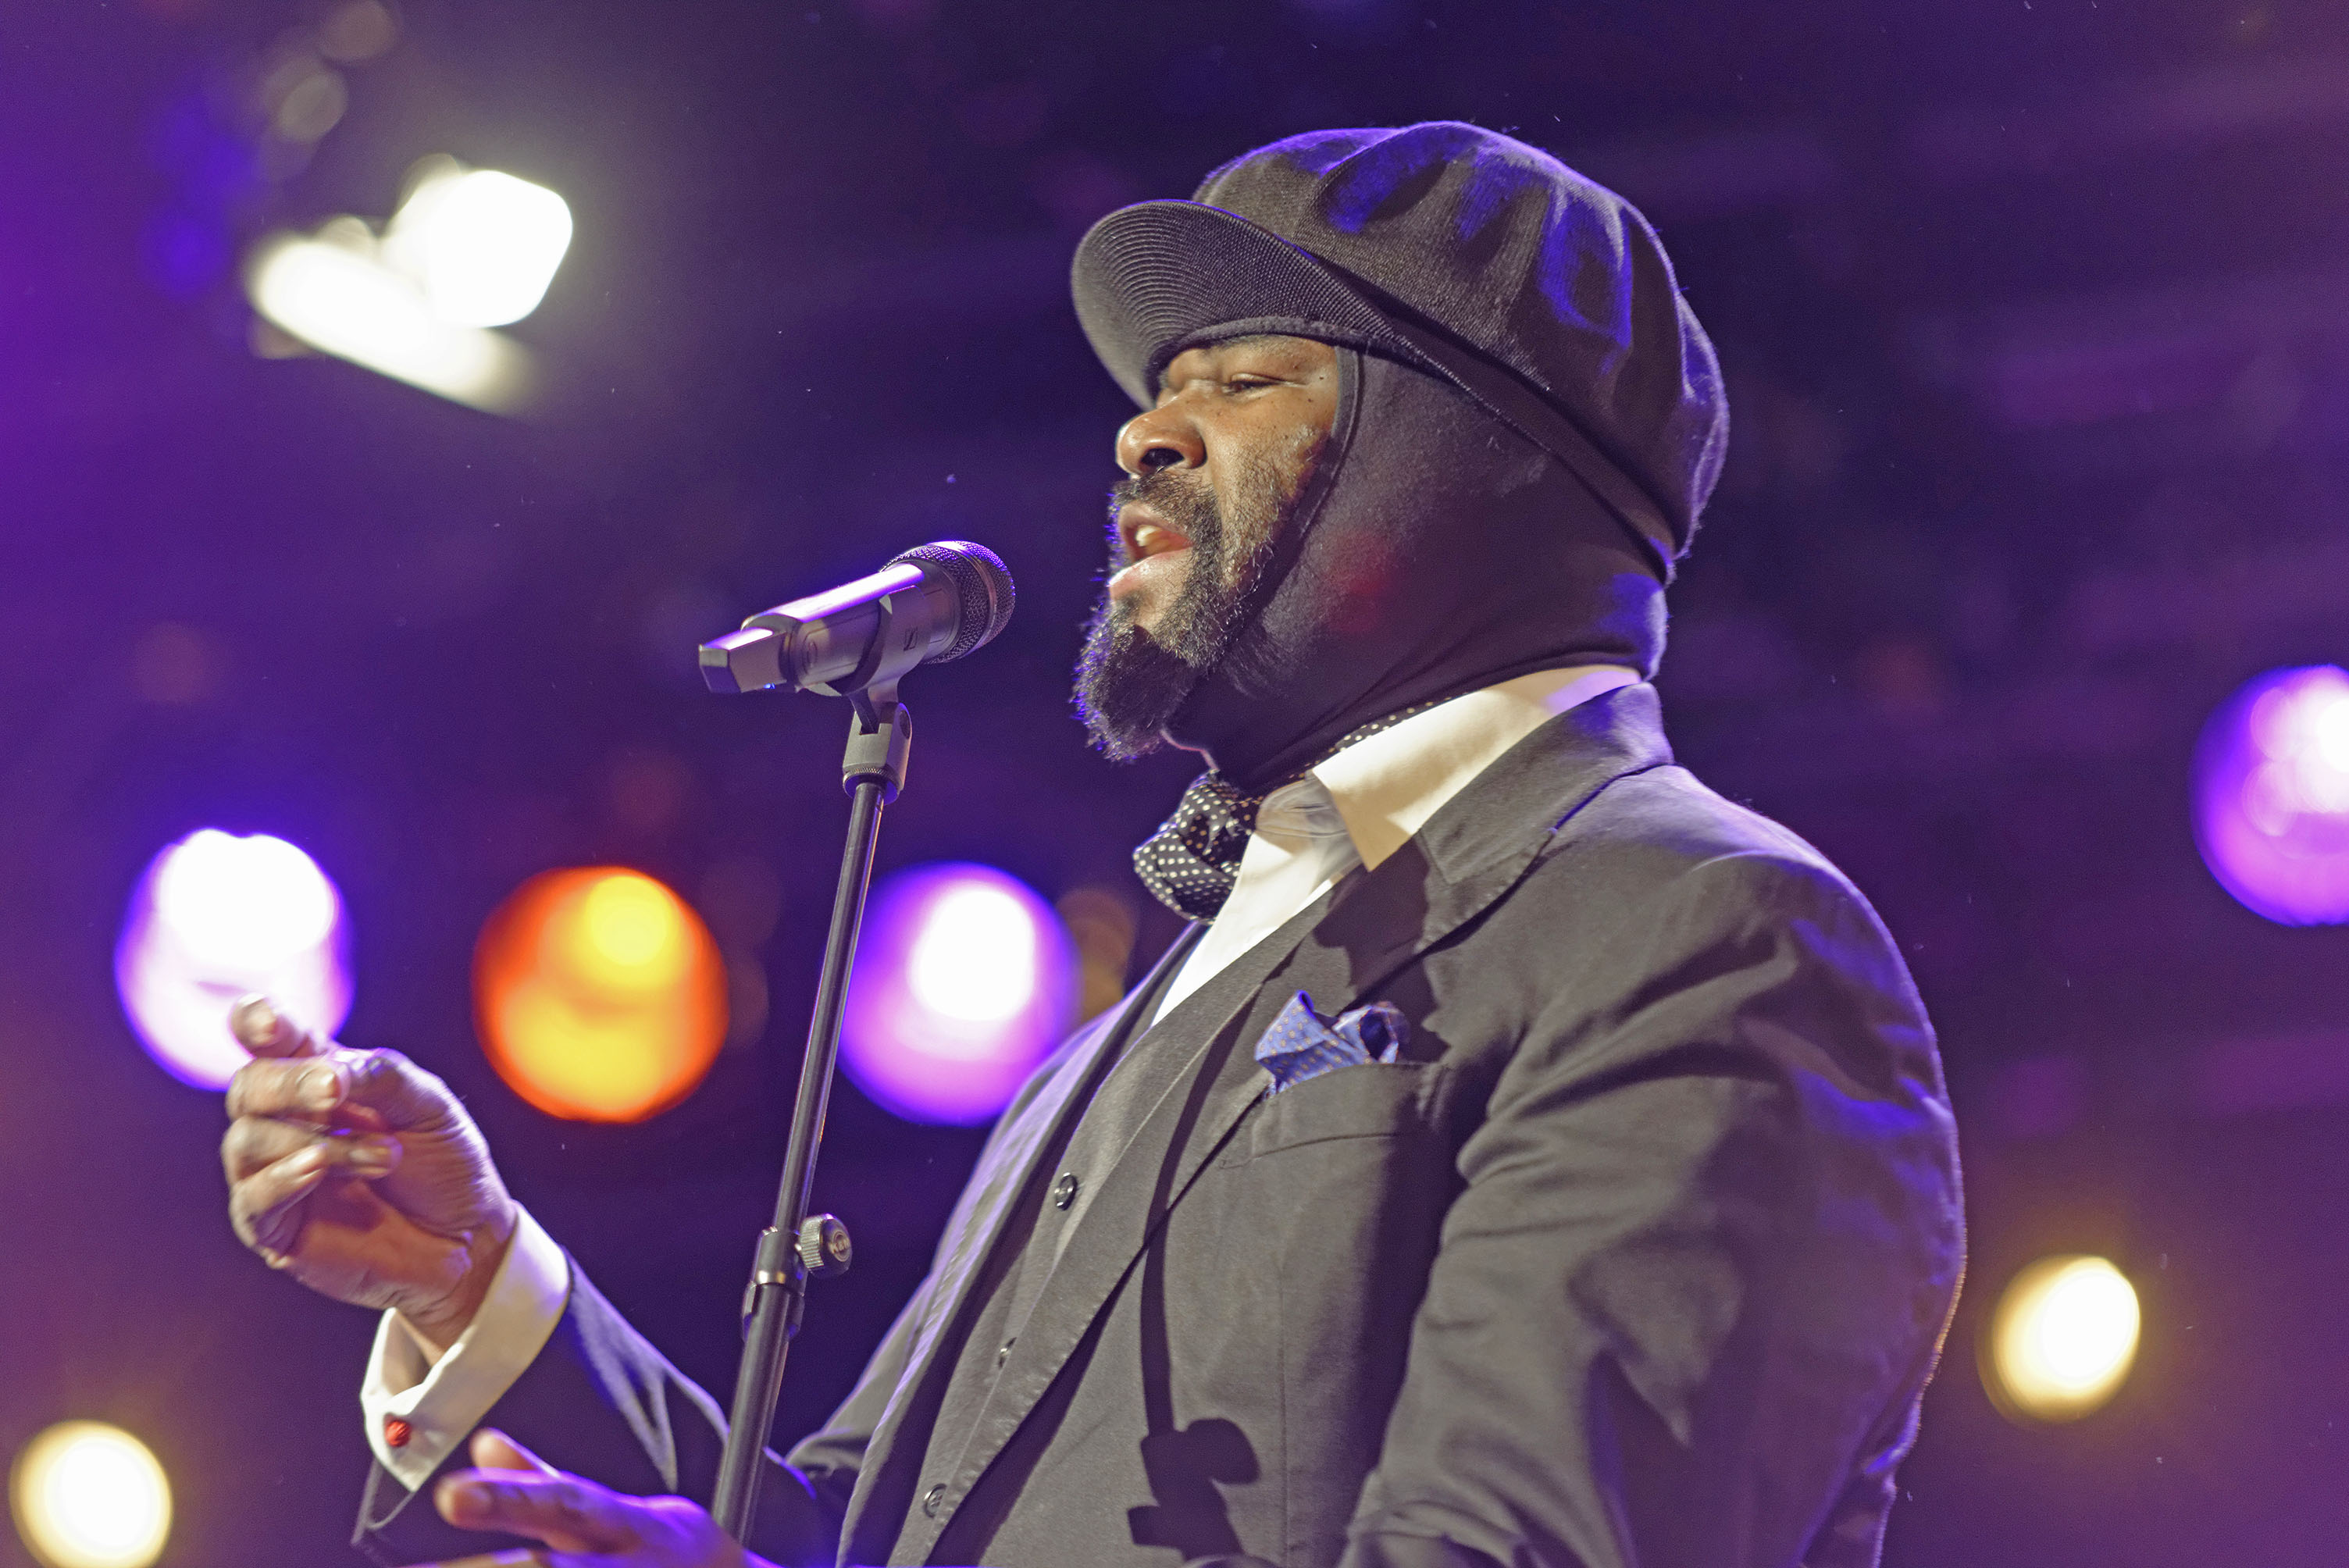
[{"xmin": 711, "ymin": 682, "xmax": 911, "ymax": 1541}]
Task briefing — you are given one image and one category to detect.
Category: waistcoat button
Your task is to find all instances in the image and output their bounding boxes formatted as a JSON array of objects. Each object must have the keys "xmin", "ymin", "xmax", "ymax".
[
  {"xmin": 921, "ymin": 1483, "xmax": 946, "ymax": 1519},
  {"xmin": 1050, "ymin": 1171, "xmax": 1080, "ymax": 1209}
]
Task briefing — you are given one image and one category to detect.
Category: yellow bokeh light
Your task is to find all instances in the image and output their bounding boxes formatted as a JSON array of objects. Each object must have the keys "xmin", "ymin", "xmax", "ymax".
[
  {"xmin": 10, "ymin": 1421, "xmax": 172, "ymax": 1568},
  {"xmin": 475, "ymin": 868, "xmax": 725, "ymax": 1122},
  {"xmin": 1981, "ymin": 1254, "xmax": 2143, "ymax": 1424}
]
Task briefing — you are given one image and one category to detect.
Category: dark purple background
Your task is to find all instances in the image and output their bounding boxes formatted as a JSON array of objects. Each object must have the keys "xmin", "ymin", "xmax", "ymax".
[{"xmin": 3, "ymin": 2, "xmax": 2347, "ymax": 1563}]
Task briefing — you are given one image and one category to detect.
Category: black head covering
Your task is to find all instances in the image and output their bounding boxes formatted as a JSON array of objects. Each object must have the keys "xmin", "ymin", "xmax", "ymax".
[
  {"xmin": 1169, "ymin": 345, "xmax": 1667, "ymax": 788},
  {"xmin": 1071, "ymin": 123, "xmax": 1728, "ymax": 789}
]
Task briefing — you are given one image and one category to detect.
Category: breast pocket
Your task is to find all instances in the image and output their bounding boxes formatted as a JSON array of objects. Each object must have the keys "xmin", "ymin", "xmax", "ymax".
[{"xmin": 1224, "ymin": 1060, "xmax": 1460, "ymax": 1164}]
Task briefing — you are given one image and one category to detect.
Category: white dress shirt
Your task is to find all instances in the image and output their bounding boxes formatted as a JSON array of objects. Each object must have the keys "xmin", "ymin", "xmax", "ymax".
[
  {"xmin": 1153, "ymin": 663, "xmax": 1638, "ymax": 1019},
  {"xmin": 359, "ymin": 662, "xmax": 1639, "ymax": 1491}
]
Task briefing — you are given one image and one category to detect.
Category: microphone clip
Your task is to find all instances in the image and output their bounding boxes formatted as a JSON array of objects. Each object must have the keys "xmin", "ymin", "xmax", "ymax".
[{"xmin": 842, "ymin": 682, "xmax": 911, "ymax": 803}]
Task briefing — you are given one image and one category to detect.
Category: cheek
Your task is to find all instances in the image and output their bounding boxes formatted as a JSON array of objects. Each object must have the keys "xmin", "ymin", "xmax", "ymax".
[{"xmin": 1213, "ymin": 419, "xmax": 1331, "ymax": 542}]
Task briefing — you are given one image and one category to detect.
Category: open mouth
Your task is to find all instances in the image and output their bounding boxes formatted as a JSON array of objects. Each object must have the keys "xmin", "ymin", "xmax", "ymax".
[{"xmin": 1107, "ymin": 505, "xmax": 1195, "ymax": 602}]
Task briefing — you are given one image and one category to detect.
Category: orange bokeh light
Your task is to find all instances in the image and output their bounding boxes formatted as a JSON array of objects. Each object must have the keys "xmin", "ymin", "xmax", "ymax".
[{"xmin": 472, "ymin": 867, "xmax": 726, "ymax": 1122}]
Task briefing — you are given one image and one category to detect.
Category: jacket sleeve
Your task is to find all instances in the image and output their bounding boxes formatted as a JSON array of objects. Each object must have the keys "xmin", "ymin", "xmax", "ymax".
[
  {"xmin": 345, "ymin": 1016, "xmax": 1089, "ymax": 1568},
  {"xmin": 1338, "ymin": 849, "xmax": 1966, "ymax": 1568},
  {"xmin": 351, "ymin": 1258, "xmax": 916, "ymax": 1568}
]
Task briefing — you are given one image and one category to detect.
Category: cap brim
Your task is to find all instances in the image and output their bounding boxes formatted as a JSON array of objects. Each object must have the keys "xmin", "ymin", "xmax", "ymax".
[{"xmin": 1071, "ymin": 200, "xmax": 1411, "ymax": 410}]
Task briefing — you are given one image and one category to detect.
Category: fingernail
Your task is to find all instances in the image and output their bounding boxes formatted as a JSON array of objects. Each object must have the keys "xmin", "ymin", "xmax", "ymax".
[
  {"xmin": 299, "ymin": 1065, "xmax": 341, "ymax": 1111},
  {"xmin": 230, "ymin": 995, "xmax": 280, "ymax": 1048},
  {"xmin": 344, "ymin": 1136, "xmax": 398, "ymax": 1175},
  {"xmin": 439, "ymin": 1479, "xmax": 486, "ymax": 1515}
]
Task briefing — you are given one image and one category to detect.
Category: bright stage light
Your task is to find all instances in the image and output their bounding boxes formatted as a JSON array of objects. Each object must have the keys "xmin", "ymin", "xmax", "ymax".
[
  {"xmin": 247, "ymin": 232, "xmax": 533, "ymax": 412},
  {"xmin": 472, "ymin": 868, "xmax": 726, "ymax": 1122},
  {"xmin": 1981, "ymin": 1255, "xmax": 2141, "ymax": 1424},
  {"xmin": 2196, "ymin": 665, "xmax": 2349, "ymax": 925},
  {"xmin": 244, "ymin": 158, "xmax": 568, "ymax": 412},
  {"xmin": 387, "ymin": 166, "xmax": 575, "ymax": 327},
  {"xmin": 842, "ymin": 863, "xmax": 1077, "ymax": 1125},
  {"xmin": 115, "ymin": 829, "xmax": 352, "ymax": 1089},
  {"xmin": 9, "ymin": 1421, "xmax": 172, "ymax": 1568}
]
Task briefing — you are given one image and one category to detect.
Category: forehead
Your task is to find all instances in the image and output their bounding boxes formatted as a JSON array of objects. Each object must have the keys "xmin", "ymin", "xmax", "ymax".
[{"xmin": 1155, "ymin": 333, "xmax": 1333, "ymax": 391}]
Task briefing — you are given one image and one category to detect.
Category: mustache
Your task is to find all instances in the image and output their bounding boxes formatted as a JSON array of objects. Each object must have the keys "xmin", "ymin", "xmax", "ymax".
[{"xmin": 1104, "ymin": 469, "xmax": 1224, "ymax": 562}]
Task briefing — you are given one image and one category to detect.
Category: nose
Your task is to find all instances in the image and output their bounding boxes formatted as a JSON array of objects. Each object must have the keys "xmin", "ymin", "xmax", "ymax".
[{"xmin": 1115, "ymin": 404, "xmax": 1205, "ymax": 477}]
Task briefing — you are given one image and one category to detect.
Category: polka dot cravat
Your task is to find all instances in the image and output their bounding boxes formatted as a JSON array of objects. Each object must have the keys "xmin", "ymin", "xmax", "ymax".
[{"xmin": 1132, "ymin": 699, "xmax": 1445, "ymax": 922}]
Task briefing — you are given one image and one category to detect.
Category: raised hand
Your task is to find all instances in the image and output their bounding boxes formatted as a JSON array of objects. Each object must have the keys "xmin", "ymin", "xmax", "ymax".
[
  {"xmin": 403, "ymin": 1430, "xmax": 765, "ymax": 1568},
  {"xmin": 219, "ymin": 995, "xmax": 517, "ymax": 1351}
]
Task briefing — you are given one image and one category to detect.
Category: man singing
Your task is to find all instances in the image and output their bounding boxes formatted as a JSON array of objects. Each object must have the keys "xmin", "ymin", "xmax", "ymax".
[{"xmin": 219, "ymin": 123, "xmax": 1964, "ymax": 1568}]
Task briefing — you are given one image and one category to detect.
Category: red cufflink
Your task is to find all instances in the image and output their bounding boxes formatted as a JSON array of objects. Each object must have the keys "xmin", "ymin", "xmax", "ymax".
[{"xmin": 383, "ymin": 1418, "xmax": 412, "ymax": 1449}]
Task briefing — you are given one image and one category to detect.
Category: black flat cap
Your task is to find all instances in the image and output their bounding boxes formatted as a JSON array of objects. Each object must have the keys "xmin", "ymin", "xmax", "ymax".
[{"xmin": 1071, "ymin": 122, "xmax": 1729, "ymax": 572}]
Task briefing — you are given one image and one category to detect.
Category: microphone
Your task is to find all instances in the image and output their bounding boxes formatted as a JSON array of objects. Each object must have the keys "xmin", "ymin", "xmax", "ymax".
[{"xmin": 699, "ymin": 540, "xmax": 1016, "ymax": 698}]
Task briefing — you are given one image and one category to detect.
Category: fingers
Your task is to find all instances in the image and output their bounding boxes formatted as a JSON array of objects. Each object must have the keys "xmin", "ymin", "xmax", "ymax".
[
  {"xmin": 226, "ymin": 1044, "xmax": 450, "ymax": 1131},
  {"xmin": 221, "ymin": 1117, "xmax": 401, "ymax": 1183},
  {"xmin": 226, "ymin": 1144, "xmax": 330, "ymax": 1256},
  {"xmin": 434, "ymin": 1468, "xmax": 634, "ymax": 1555},
  {"xmin": 230, "ymin": 994, "xmax": 329, "ymax": 1060},
  {"xmin": 469, "ymin": 1428, "xmax": 557, "ymax": 1477},
  {"xmin": 225, "ymin": 1053, "xmax": 348, "ymax": 1123},
  {"xmin": 223, "ymin": 1128, "xmax": 401, "ymax": 1256}
]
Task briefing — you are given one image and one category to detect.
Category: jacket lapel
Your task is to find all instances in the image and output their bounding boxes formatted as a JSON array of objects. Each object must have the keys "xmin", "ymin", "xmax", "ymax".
[
  {"xmin": 1276, "ymin": 681, "xmax": 1674, "ymax": 1024},
  {"xmin": 897, "ymin": 684, "xmax": 1677, "ymax": 1552}
]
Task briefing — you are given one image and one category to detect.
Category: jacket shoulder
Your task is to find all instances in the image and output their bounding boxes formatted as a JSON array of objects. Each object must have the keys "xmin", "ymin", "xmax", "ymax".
[{"xmin": 1549, "ymin": 761, "xmax": 1855, "ymax": 895}]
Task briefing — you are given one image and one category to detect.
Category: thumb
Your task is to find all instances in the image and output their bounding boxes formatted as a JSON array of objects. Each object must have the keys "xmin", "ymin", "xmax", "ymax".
[
  {"xmin": 435, "ymin": 1467, "xmax": 633, "ymax": 1553},
  {"xmin": 469, "ymin": 1428, "xmax": 555, "ymax": 1476},
  {"xmin": 230, "ymin": 995, "xmax": 329, "ymax": 1061}
]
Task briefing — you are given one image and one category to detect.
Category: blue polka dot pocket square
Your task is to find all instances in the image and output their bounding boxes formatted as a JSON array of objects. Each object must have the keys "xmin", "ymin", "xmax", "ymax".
[{"xmin": 1253, "ymin": 991, "xmax": 1410, "ymax": 1095}]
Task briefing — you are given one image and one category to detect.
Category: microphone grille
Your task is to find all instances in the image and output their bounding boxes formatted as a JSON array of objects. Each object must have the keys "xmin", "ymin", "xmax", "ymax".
[{"xmin": 890, "ymin": 540, "xmax": 1016, "ymax": 664}]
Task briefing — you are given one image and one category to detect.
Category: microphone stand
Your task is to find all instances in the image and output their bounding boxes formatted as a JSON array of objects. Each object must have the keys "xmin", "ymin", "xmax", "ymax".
[{"xmin": 711, "ymin": 681, "xmax": 911, "ymax": 1541}]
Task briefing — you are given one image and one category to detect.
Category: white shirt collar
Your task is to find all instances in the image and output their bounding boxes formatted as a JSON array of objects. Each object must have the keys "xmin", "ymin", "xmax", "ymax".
[
  {"xmin": 1145, "ymin": 665, "xmax": 1640, "ymax": 1025},
  {"xmin": 1307, "ymin": 664, "xmax": 1641, "ymax": 872}
]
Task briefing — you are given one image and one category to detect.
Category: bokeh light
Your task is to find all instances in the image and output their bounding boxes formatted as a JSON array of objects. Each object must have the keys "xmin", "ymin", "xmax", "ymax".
[
  {"xmin": 473, "ymin": 867, "xmax": 726, "ymax": 1122},
  {"xmin": 842, "ymin": 863, "xmax": 1078, "ymax": 1125},
  {"xmin": 9, "ymin": 1422, "xmax": 172, "ymax": 1568},
  {"xmin": 1981, "ymin": 1255, "xmax": 2142, "ymax": 1424},
  {"xmin": 247, "ymin": 231, "xmax": 533, "ymax": 412},
  {"xmin": 244, "ymin": 157, "xmax": 567, "ymax": 412},
  {"xmin": 2194, "ymin": 664, "xmax": 2349, "ymax": 925},
  {"xmin": 114, "ymin": 829, "xmax": 352, "ymax": 1089},
  {"xmin": 388, "ymin": 166, "xmax": 575, "ymax": 327}
]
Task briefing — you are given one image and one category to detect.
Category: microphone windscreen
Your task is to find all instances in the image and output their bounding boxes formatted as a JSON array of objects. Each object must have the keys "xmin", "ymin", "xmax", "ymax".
[{"xmin": 890, "ymin": 540, "xmax": 1016, "ymax": 663}]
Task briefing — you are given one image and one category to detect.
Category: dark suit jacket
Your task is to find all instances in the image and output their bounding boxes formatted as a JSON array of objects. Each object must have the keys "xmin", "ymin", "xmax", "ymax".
[{"xmin": 357, "ymin": 686, "xmax": 1965, "ymax": 1568}]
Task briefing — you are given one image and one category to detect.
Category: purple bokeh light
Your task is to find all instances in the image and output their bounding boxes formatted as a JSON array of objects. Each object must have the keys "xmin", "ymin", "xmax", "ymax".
[
  {"xmin": 2194, "ymin": 665, "xmax": 2349, "ymax": 926},
  {"xmin": 841, "ymin": 862, "xmax": 1078, "ymax": 1125},
  {"xmin": 114, "ymin": 829, "xmax": 354, "ymax": 1089}
]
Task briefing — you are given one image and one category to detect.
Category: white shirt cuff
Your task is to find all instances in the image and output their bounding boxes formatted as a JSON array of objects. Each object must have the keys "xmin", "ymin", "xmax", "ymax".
[{"xmin": 359, "ymin": 1206, "xmax": 570, "ymax": 1491}]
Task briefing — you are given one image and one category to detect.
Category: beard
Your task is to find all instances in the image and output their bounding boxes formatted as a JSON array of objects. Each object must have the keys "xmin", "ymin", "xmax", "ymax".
[{"xmin": 1072, "ymin": 448, "xmax": 1299, "ymax": 762}]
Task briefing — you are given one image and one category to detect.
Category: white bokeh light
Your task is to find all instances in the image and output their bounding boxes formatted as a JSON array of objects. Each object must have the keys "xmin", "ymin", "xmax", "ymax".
[
  {"xmin": 152, "ymin": 829, "xmax": 337, "ymax": 971},
  {"xmin": 907, "ymin": 882, "xmax": 1041, "ymax": 1025},
  {"xmin": 116, "ymin": 829, "xmax": 352, "ymax": 1089},
  {"xmin": 2249, "ymin": 668, "xmax": 2349, "ymax": 816},
  {"xmin": 9, "ymin": 1422, "xmax": 172, "ymax": 1568},
  {"xmin": 391, "ymin": 167, "xmax": 576, "ymax": 327},
  {"xmin": 247, "ymin": 233, "xmax": 533, "ymax": 412},
  {"xmin": 1983, "ymin": 1255, "xmax": 2142, "ymax": 1423},
  {"xmin": 244, "ymin": 158, "xmax": 567, "ymax": 413}
]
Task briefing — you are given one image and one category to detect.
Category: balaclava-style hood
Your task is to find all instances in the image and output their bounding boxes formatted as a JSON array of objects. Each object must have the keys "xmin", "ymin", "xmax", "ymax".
[{"xmin": 1072, "ymin": 122, "xmax": 1728, "ymax": 789}]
